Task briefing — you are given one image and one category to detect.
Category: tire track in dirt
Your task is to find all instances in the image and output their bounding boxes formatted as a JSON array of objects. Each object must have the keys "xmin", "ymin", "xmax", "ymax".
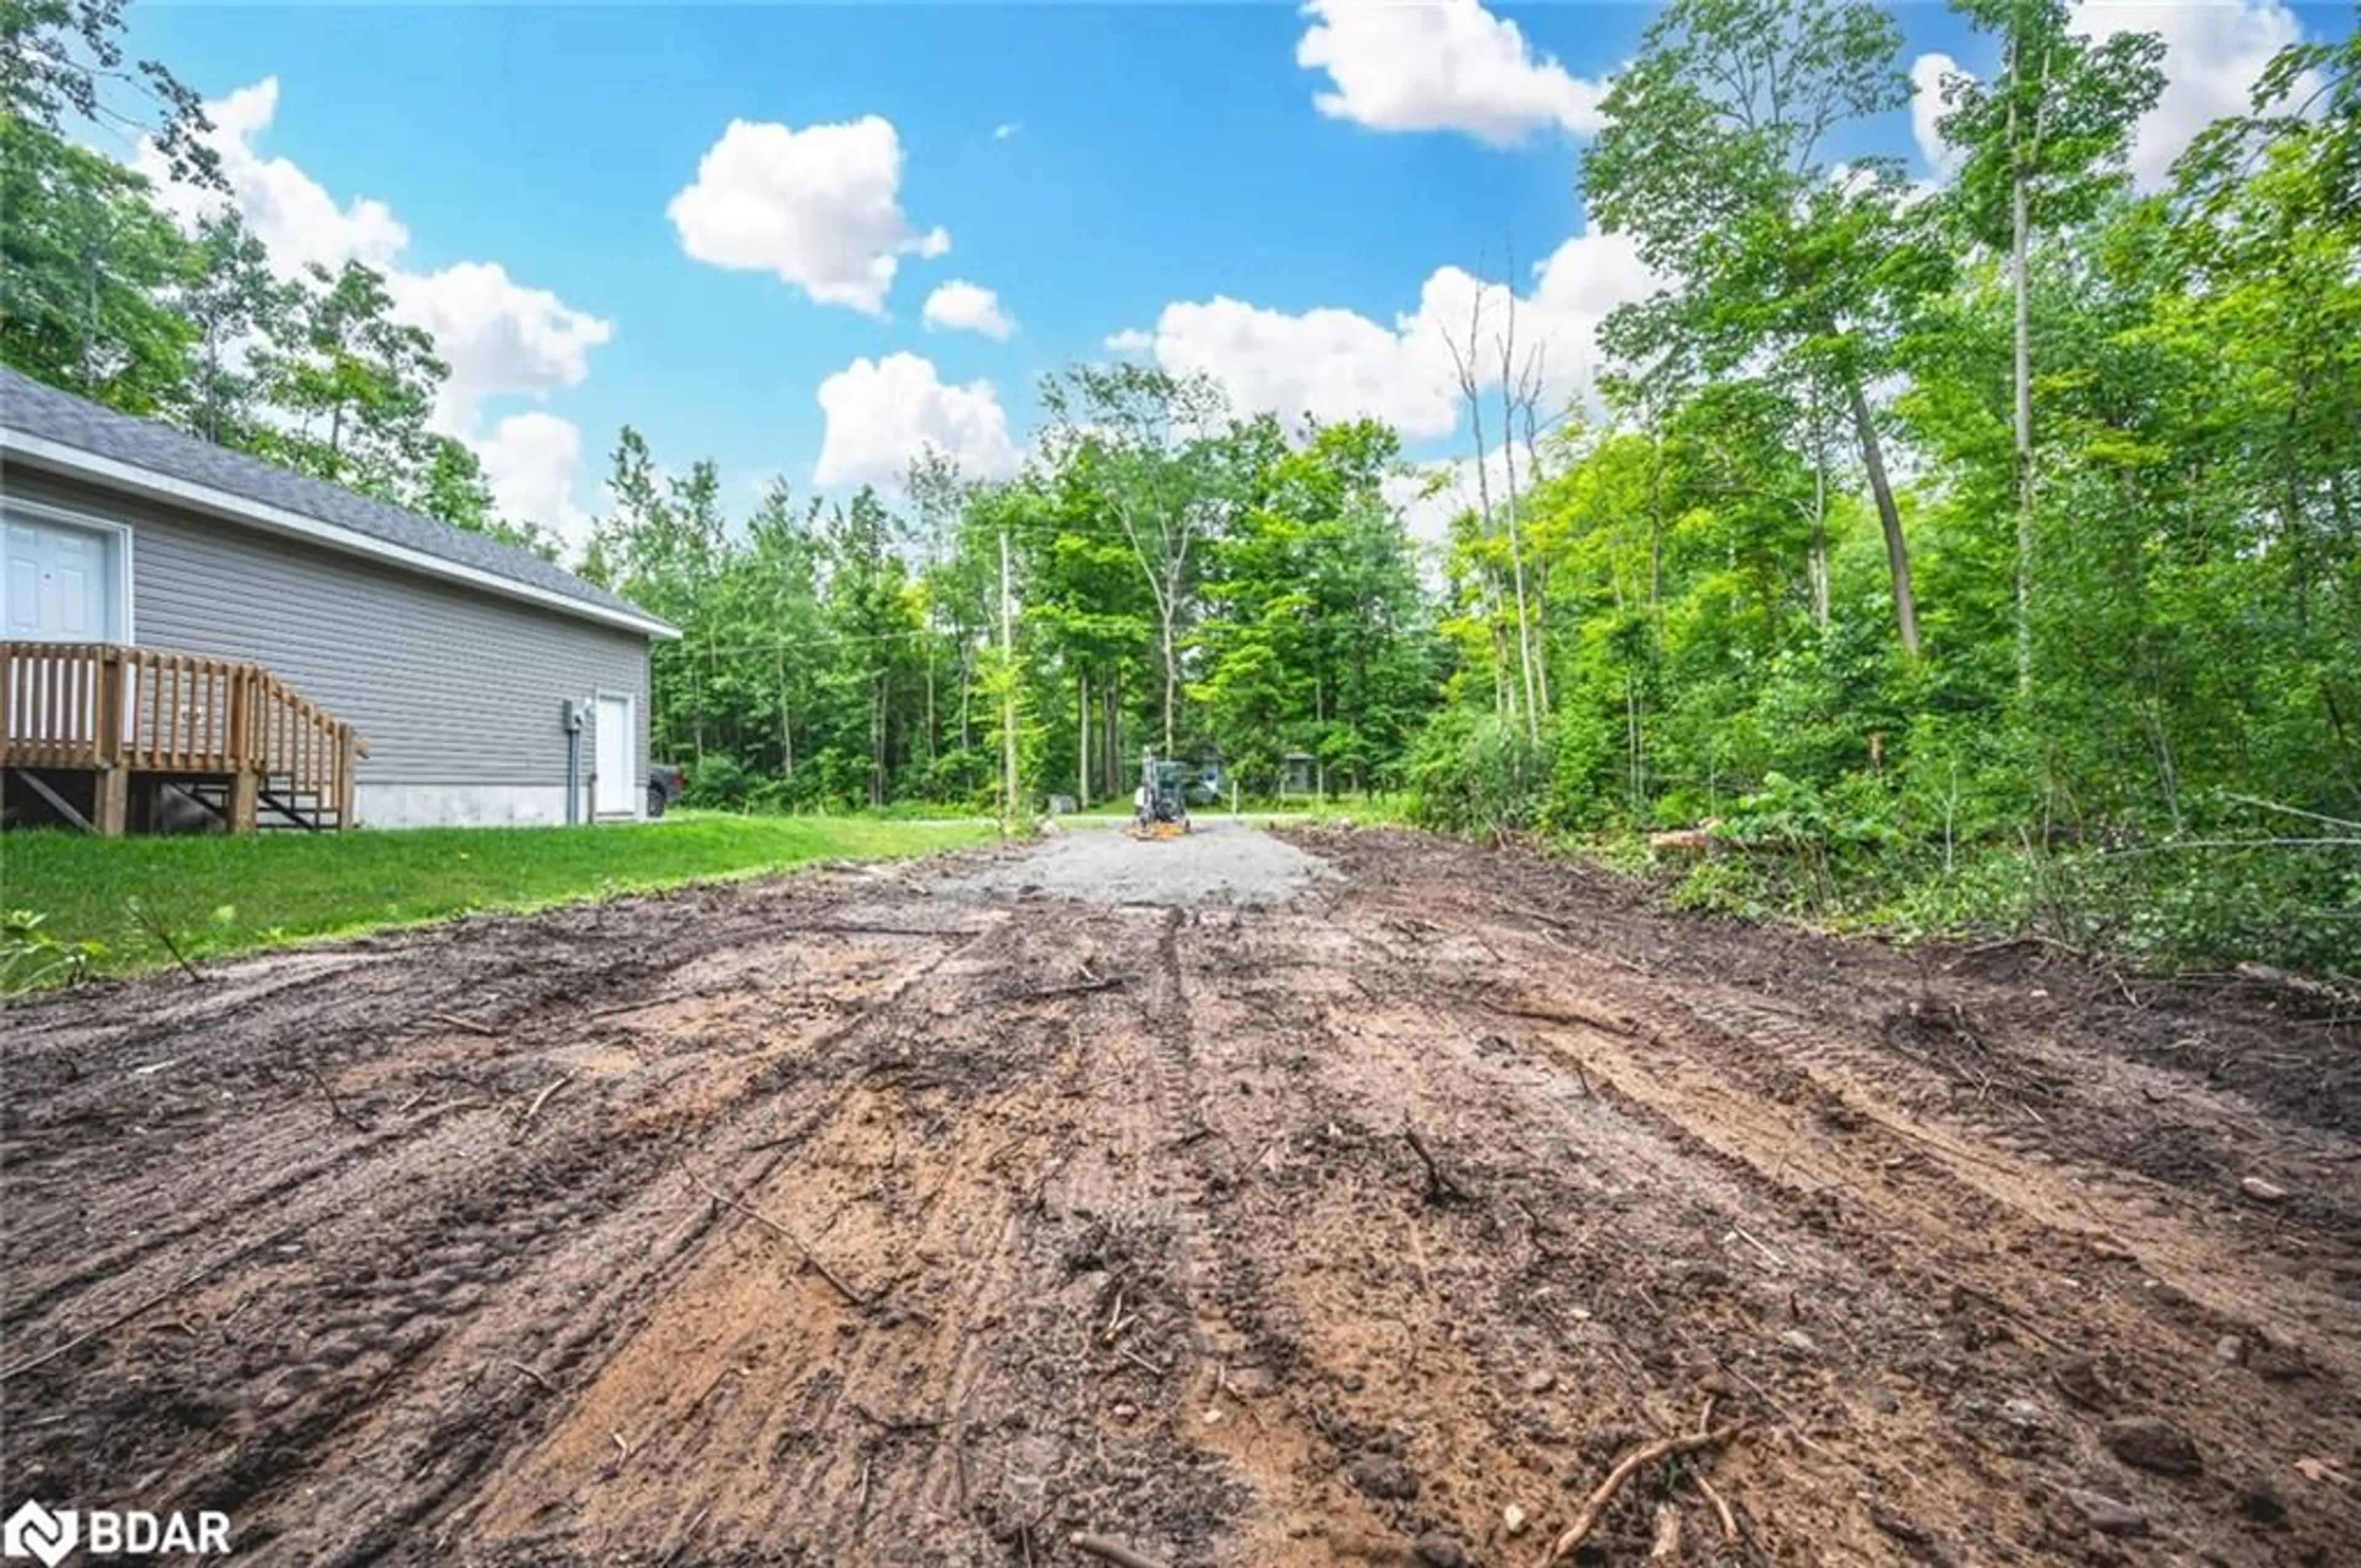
[
  {"xmin": 309, "ymin": 916, "xmax": 1022, "ymax": 1566},
  {"xmin": 448, "ymin": 900, "xmax": 1249, "ymax": 1566},
  {"xmin": 1631, "ymin": 988, "xmax": 2361, "ymax": 1365},
  {"xmin": 0, "ymin": 890, "xmax": 978, "ymax": 1329},
  {"xmin": 1165, "ymin": 913, "xmax": 1867, "ymax": 1564},
  {"xmin": 1363, "ymin": 845, "xmax": 2361, "ymax": 1358},
  {"xmin": 6, "ymin": 831, "xmax": 2358, "ymax": 1566},
  {"xmin": 2, "ymin": 879, "xmax": 1005, "ymax": 1566},
  {"xmin": 1299, "ymin": 831, "xmax": 2361, "ymax": 1564}
]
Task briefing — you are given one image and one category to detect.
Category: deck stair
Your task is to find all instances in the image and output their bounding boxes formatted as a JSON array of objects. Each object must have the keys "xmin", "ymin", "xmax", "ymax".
[{"xmin": 1, "ymin": 641, "xmax": 368, "ymax": 834}]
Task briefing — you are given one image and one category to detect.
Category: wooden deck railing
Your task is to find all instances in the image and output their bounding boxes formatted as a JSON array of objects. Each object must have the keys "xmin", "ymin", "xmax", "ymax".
[{"xmin": 1, "ymin": 642, "xmax": 369, "ymax": 830}]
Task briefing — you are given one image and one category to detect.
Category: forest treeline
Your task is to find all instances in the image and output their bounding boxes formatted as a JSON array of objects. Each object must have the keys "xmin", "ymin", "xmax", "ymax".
[{"xmin": 4, "ymin": 0, "xmax": 2355, "ymax": 973}]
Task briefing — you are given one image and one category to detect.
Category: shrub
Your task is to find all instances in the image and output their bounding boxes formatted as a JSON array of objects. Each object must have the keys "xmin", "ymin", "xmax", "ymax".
[
  {"xmin": 1, "ymin": 909, "xmax": 105, "ymax": 994},
  {"xmin": 1406, "ymin": 709, "xmax": 1548, "ymax": 840},
  {"xmin": 686, "ymin": 753, "xmax": 754, "ymax": 808},
  {"xmin": 1542, "ymin": 703, "xmax": 1621, "ymax": 833}
]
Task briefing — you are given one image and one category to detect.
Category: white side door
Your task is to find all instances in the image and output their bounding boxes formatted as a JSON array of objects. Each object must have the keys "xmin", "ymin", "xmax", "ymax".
[
  {"xmin": 4, "ymin": 512, "xmax": 128, "ymax": 748},
  {"xmin": 4, "ymin": 515, "xmax": 119, "ymax": 641},
  {"xmin": 593, "ymin": 692, "xmax": 634, "ymax": 817}
]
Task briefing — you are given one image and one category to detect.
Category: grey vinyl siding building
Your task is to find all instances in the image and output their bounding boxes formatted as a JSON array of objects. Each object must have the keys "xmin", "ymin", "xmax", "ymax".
[{"xmin": 1, "ymin": 369, "xmax": 677, "ymax": 828}]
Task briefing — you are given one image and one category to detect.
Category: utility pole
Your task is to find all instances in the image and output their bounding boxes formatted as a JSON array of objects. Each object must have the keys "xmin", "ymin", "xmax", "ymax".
[{"xmin": 999, "ymin": 525, "xmax": 1018, "ymax": 830}]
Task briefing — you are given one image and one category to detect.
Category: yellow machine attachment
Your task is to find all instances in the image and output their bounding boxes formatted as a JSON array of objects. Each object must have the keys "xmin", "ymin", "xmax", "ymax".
[{"xmin": 1125, "ymin": 817, "xmax": 1190, "ymax": 841}]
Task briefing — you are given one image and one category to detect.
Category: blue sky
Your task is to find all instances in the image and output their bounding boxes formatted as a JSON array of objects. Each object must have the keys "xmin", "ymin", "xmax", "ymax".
[{"xmin": 117, "ymin": 1, "xmax": 2354, "ymax": 552}]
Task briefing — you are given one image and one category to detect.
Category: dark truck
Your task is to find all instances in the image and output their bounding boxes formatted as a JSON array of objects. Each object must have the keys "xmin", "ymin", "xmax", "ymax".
[{"xmin": 646, "ymin": 764, "xmax": 687, "ymax": 818}]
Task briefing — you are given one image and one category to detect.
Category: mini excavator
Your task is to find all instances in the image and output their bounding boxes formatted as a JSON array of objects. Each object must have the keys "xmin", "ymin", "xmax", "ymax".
[{"xmin": 1126, "ymin": 752, "xmax": 1192, "ymax": 840}]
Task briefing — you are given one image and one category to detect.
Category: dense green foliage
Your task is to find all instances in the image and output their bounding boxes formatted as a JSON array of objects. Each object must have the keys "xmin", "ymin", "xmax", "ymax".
[
  {"xmin": 0, "ymin": 815, "xmax": 991, "ymax": 988},
  {"xmin": 4, "ymin": 0, "xmax": 2354, "ymax": 972},
  {"xmin": 1410, "ymin": 0, "xmax": 2359, "ymax": 974},
  {"xmin": 574, "ymin": 386, "xmax": 1447, "ymax": 820}
]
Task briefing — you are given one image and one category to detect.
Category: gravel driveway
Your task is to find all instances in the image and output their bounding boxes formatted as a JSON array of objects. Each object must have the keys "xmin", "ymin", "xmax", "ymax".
[{"xmin": 928, "ymin": 818, "xmax": 1340, "ymax": 908}]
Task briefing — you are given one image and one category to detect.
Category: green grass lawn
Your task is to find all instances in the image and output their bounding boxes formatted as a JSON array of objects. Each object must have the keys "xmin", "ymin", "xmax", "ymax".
[{"xmin": 1, "ymin": 811, "xmax": 994, "ymax": 990}]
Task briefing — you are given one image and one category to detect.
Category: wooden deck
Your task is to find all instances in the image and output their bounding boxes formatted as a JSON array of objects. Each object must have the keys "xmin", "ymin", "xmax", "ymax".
[{"xmin": 1, "ymin": 642, "xmax": 369, "ymax": 834}]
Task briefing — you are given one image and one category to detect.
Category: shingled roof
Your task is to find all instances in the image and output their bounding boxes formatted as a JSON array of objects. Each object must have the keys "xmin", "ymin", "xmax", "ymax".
[{"xmin": 0, "ymin": 366, "xmax": 670, "ymax": 636}]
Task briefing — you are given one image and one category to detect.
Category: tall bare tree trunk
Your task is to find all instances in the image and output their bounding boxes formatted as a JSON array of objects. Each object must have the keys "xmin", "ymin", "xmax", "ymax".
[
  {"xmin": 2009, "ymin": 30, "xmax": 2048, "ymax": 700},
  {"xmin": 957, "ymin": 645, "xmax": 974, "ymax": 756},
  {"xmin": 1445, "ymin": 284, "xmax": 1519, "ymax": 727},
  {"xmin": 1495, "ymin": 251, "xmax": 1543, "ymax": 743},
  {"xmin": 1809, "ymin": 453, "xmax": 1831, "ymax": 628},
  {"xmin": 1846, "ymin": 379, "xmax": 1921, "ymax": 658},
  {"xmin": 1078, "ymin": 671, "xmax": 1090, "ymax": 807},
  {"xmin": 1517, "ymin": 357, "xmax": 1554, "ymax": 716},
  {"xmin": 1314, "ymin": 676, "xmax": 1329, "ymax": 802},
  {"xmin": 1105, "ymin": 670, "xmax": 1121, "ymax": 791},
  {"xmin": 1159, "ymin": 614, "xmax": 1178, "ymax": 755},
  {"xmin": 999, "ymin": 528, "xmax": 1017, "ymax": 822},
  {"xmin": 775, "ymin": 651, "xmax": 795, "ymax": 778},
  {"xmin": 1808, "ymin": 382, "xmax": 1832, "ymax": 629}
]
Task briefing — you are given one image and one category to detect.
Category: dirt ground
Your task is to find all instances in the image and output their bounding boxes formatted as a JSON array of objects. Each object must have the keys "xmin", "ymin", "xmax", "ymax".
[{"xmin": 4, "ymin": 823, "xmax": 2358, "ymax": 1567}]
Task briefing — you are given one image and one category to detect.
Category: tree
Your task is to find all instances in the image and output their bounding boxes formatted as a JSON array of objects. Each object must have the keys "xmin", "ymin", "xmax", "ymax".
[
  {"xmin": 1441, "ymin": 279, "xmax": 1535, "ymax": 735},
  {"xmin": 0, "ymin": 113, "xmax": 194, "ymax": 414},
  {"xmin": 1585, "ymin": 0, "xmax": 1941, "ymax": 656},
  {"xmin": 1198, "ymin": 418, "xmax": 1437, "ymax": 796},
  {"xmin": 582, "ymin": 429, "xmax": 731, "ymax": 764},
  {"xmin": 176, "ymin": 208, "xmax": 288, "ymax": 448},
  {"xmin": 1935, "ymin": 0, "xmax": 2164, "ymax": 693},
  {"xmin": 1040, "ymin": 363, "xmax": 1233, "ymax": 754},
  {"xmin": 417, "ymin": 435, "xmax": 497, "ymax": 534},
  {"xmin": 1, "ymin": 0, "xmax": 223, "ymax": 189},
  {"xmin": 413, "ymin": 434, "xmax": 556, "ymax": 560},
  {"xmin": 1022, "ymin": 458, "xmax": 1156, "ymax": 803},
  {"xmin": 737, "ymin": 478, "xmax": 828, "ymax": 785},
  {"xmin": 823, "ymin": 486, "xmax": 921, "ymax": 806},
  {"xmin": 906, "ymin": 449, "xmax": 1000, "ymax": 791},
  {"xmin": 267, "ymin": 259, "xmax": 445, "ymax": 500}
]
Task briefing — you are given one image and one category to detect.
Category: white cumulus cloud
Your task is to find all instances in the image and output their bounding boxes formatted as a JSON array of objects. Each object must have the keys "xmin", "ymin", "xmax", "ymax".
[
  {"xmin": 476, "ymin": 411, "xmax": 595, "ymax": 553},
  {"xmin": 132, "ymin": 77, "xmax": 608, "ymax": 549},
  {"xmin": 1910, "ymin": 52, "xmax": 1968, "ymax": 180},
  {"xmin": 667, "ymin": 116, "xmax": 949, "ymax": 314},
  {"xmin": 922, "ymin": 279, "xmax": 1018, "ymax": 339},
  {"xmin": 386, "ymin": 262, "xmax": 612, "ymax": 434},
  {"xmin": 1295, "ymin": 0, "xmax": 1608, "ymax": 146},
  {"xmin": 2071, "ymin": 0, "xmax": 2312, "ymax": 188},
  {"xmin": 136, "ymin": 77, "xmax": 408, "ymax": 273},
  {"xmin": 1109, "ymin": 224, "xmax": 1659, "ymax": 442},
  {"xmin": 814, "ymin": 352, "xmax": 1021, "ymax": 491},
  {"xmin": 1147, "ymin": 296, "xmax": 1455, "ymax": 437}
]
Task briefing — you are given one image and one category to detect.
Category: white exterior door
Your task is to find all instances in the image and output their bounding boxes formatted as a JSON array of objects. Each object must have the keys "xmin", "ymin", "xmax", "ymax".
[
  {"xmin": 4, "ymin": 511, "xmax": 129, "ymax": 750},
  {"xmin": 5, "ymin": 513, "xmax": 123, "ymax": 642},
  {"xmin": 593, "ymin": 692, "xmax": 634, "ymax": 817}
]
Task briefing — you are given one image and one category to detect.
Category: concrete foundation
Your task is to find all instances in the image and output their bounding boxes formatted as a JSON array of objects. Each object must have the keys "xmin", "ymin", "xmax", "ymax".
[{"xmin": 354, "ymin": 782, "xmax": 639, "ymax": 829}]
